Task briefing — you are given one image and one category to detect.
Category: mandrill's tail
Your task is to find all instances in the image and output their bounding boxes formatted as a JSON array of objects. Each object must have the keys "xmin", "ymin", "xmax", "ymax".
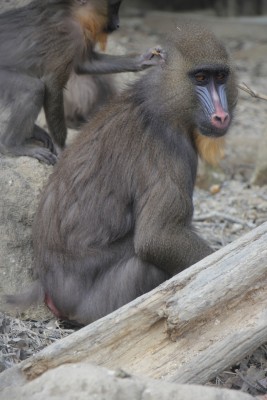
[{"xmin": 4, "ymin": 280, "xmax": 44, "ymax": 311}]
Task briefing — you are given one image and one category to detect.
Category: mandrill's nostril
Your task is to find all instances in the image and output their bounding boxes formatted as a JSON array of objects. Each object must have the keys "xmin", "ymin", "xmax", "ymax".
[{"xmin": 211, "ymin": 112, "xmax": 230, "ymax": 128}]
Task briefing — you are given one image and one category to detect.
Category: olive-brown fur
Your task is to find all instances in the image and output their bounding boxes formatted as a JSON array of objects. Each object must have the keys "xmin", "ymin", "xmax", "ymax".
[{"xmin": 7, "ymin": 23, "xmax": 238, "ymax": 325}]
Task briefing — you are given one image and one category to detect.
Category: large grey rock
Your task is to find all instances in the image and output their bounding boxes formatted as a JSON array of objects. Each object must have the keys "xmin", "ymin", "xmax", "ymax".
[
  {"xmin": 0, "ymin": 363, "xmax": 254, "ymax": 400},
  {"xmin": 0, "ymin": 156, "xmax": 52, "ymax": 319}
]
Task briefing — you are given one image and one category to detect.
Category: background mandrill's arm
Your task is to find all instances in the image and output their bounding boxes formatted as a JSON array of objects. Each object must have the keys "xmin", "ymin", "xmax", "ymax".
[
  {"xmin": 134, "ymin": 160, "xmax": 213, "ymax": 276},
  {"xmin": 75, "ymin": 48, "xmax": 166, "ymax": 74}
]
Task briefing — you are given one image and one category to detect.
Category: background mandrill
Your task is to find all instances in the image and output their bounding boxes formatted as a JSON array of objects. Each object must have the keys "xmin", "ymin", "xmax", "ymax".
[
  {"xmin": 0, "ymin": 0, "xmax": 163, "ymax": 165},
  {"xmin": 7, "ymin": 22, "xmax": 238, "ymax": 326},
  {"xmin": 64, "ymin": 0, "xmax": 124, "ymax": 129}
]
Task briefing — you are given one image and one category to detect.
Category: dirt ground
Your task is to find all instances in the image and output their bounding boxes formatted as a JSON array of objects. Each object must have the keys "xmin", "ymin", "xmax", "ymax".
[{"xmin": 1, "ymin": 6, "xmax": 267, "ymax": 396}]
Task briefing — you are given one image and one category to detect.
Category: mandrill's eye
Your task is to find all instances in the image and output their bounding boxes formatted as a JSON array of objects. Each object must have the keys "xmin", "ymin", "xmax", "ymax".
[
  {"xmin": 194, "ymin": 72, "xmax": 208, "ymax": 85},
  {"xmin": 215, "ymin": 71, "xmax": 228, "ymax": 84}
]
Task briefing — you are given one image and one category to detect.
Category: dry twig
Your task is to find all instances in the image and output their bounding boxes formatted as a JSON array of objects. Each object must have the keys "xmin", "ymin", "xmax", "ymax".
[{"xmin": 238, "ymin": 83, "xmax": 267, "ymax": 102}]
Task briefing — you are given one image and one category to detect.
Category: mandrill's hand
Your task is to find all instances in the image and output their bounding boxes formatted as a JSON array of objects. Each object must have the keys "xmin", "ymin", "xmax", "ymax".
[{"xmin": 138, "ymin": 46, "xmax": 167, "ymax": 69}]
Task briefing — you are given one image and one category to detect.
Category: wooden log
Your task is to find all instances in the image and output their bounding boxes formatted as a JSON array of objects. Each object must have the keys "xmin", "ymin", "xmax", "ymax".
[{"xmin": 1, "ymin": 222, "xmax": 267, "ymax": 391}]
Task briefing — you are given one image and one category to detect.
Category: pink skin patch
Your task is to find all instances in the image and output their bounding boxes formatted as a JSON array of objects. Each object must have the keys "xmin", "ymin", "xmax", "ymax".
[{"xmin": 45, "ymin": 293, "xmax": 64, "ymax": 318}]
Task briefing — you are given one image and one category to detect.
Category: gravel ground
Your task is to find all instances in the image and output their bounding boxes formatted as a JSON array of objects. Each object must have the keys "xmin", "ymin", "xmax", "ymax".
[{"xmin": 1, "ymin": 6, "xmax": 267, "ymax": 395}]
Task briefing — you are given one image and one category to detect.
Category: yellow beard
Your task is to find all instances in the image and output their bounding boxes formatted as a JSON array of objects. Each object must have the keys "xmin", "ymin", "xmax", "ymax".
[{"xmin": 194, "ymin": 129, "xmax": 225, "ymax": 166}]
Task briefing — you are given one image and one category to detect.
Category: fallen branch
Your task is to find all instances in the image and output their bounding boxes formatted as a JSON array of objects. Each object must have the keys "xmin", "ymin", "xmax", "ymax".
[
  {"xmin": 238, "ymin": 83, "xmax": 267, "ymax": 101},
  {"xmin": 1, "ymin": 222, "xmax": 267, "ymax": 391}
]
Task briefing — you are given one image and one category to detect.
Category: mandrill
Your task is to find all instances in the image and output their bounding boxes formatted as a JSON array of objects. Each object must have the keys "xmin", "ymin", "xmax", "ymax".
[{"xmin": 7, "ymin": 22, "xmax": 238, "ymax": 326}]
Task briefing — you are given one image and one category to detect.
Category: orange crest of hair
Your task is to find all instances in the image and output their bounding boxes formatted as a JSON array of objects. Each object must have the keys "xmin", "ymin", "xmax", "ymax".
[
  {"xmin": 194, "ymin": 129, "xmax": 225, "ymax": 166},
  {"xmin": 73, "ymin": 6, "xmax": 108, "ymax": 50}
]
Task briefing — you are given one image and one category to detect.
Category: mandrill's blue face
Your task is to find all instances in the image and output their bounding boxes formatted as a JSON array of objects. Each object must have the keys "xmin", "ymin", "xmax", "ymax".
[{"xmin": 190, "ymin": 64, "xmax": 232, "ymax": 137}]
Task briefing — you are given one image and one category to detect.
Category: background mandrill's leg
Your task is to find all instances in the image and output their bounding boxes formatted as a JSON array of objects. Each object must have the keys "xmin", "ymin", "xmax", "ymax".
[
  {"xmin": 43, "ymin": 83, "xmax": 67, "ymax": 150},
  {"xmin": 0, "ymin": 70, "xmax": 57, "ymax": 165}
]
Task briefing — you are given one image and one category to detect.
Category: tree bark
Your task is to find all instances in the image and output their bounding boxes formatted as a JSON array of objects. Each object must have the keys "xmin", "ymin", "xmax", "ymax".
[{"xmin": 1, "ymin": 222, "xmax": 267, "ymax": 390}]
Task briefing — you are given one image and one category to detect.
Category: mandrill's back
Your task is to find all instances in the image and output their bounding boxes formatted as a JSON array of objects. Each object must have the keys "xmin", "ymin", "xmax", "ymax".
[{"xmin": 32, "ymin": 95, "xmax": 141, "ymax": 266}]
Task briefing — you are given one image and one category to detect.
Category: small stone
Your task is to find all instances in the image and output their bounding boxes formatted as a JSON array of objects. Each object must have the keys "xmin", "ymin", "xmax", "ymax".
[
  {"xmin": 231, "ymin": 223, "xmax": 243, "ymax": 233},
  {"xmin": 209, "ymin": 184, "xmax": 221, "ymax": 195}
]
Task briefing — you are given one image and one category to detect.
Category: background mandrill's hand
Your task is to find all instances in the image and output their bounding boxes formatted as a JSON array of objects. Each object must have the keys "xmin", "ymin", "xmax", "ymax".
[{"xmin": 138, "ymin": 47, "xmax": 167, "ymax": 69}]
